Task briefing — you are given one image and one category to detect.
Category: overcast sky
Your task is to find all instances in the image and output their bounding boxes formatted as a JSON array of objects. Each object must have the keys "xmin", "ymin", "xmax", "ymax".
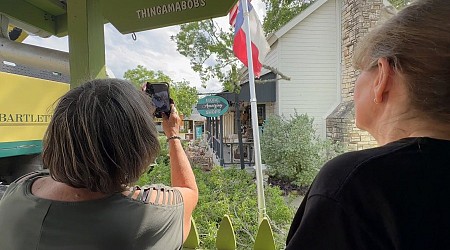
[{"xmin": 24, "ymin": 0, "xmax": 266, "ymax": 93}]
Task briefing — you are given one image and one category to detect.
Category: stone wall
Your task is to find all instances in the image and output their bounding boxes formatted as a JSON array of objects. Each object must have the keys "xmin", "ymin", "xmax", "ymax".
[{"xmin": 326, "ymin": 0, "xmax": 392, "ymax": 151}]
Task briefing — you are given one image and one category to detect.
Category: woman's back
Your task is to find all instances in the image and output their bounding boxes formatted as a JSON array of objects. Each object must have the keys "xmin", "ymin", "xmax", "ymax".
[
  {"xmin": 0, "ymin": 172, "xmax": 183, "ymax": 250},
  {"xmin": 286, "ymin": 137, "xmax": 450, "ymax": 249}
]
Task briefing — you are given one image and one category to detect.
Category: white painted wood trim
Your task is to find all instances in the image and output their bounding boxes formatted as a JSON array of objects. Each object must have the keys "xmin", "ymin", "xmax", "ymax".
[
  {"xmin": 274, "ymin": 0, "xmax": 329, "ymax": 39},
  {"xmin": 324, "ymin": 0, "xmax": 343, "ymax": 122}
]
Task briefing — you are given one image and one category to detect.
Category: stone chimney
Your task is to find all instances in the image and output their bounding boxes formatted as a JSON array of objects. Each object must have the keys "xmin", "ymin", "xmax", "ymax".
[{"xmin": 326, "ymin": 0, "xmax": 395, "ymax": 151}]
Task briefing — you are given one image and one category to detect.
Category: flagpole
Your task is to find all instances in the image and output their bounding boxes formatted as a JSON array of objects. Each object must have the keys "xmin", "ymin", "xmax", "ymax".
[{"xmin": 241, "ymin": 0, "xmax": 266, "ymax": 224}]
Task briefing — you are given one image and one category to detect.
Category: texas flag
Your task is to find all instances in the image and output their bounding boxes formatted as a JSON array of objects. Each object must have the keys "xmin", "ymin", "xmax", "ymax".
[{"xmin": 231, "ymin": 0, "xmax": 270, "ymax": 77}]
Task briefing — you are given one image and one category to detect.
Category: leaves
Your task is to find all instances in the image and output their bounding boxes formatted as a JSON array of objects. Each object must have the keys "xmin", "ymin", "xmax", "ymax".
[
  {"xmin": 169, "ymin": 80, "xmax": 199, "ymax": 117},
  {"xmin": 171, "ymin": 20, "xmax": 240, "ymax": 92},
  {"xmin": 123, "ymin": 65, "xmax": 198, "ymax": 116},
  {"xmin": 387, "ymin": 0, "xmax": 411, "ymax": 9},
  {"xmin": 261, "ymin": 113, "xmax": 344, "ymax": 187},
  {"xmin": 262, "ymin": 0, "xmax": 315, "ymax": 34},
  {"xmin": 138, "ymin": 161, "xmax": 294, "ymax": 249},
  {"xmin": 123, "ymin": 65, "xmax": 171, "ymax": 89},
  {"xmin": 171, "ymin": 2, "xmax": 309, "ymax": 91}
]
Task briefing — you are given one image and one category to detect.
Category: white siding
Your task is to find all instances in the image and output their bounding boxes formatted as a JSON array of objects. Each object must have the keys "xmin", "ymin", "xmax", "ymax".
[
  {"xmin": 263, "ymin": 41, "xmax": 281, "ymax": 116},
  {"xmin": 261, "ymin": 40, "xmax": 279, "ymax": 76},
  {"xmin": 277, "ymin": 0, "xmax": 339, "ymax": 137}
]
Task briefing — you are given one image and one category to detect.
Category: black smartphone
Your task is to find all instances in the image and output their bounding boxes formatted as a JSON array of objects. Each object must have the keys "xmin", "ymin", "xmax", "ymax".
[{"xmin": 144, "ymin": 82, "xmax": 172, "ymax": 118}]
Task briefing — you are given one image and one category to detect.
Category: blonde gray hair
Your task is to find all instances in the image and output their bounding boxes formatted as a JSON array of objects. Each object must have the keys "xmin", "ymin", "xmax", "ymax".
[{"xmin": 354, "ymin": 0, "xmax": 450, "ymax": 122}]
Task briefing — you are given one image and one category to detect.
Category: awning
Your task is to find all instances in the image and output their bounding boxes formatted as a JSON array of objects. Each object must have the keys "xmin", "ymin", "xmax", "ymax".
[{"xmin": 218, "ymin": 72, "xmax": 277, "ymax": 103}]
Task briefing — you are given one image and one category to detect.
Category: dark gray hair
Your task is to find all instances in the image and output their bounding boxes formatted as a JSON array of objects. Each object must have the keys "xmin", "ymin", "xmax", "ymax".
[
  {"xmin": 354, "ymin": 0, "xmax": 450, "ymax": 122},
  {"xmin": 43, "ymin": 79, "xmax": 160, "ymax": 193}
]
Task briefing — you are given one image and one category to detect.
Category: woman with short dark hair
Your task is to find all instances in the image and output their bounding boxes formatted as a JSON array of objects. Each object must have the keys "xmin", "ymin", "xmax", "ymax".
[
  {"xmin": 286, "ymin": 0, "xmax": 450, "ymax": 249},
  {"xmin": 0, "ymin": 79, "xmax": 198, "ymax": 250}
]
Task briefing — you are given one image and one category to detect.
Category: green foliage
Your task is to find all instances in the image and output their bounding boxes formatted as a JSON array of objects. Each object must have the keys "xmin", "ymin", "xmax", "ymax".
[
  {"xmin": 171, "ymin": 20, "xmax": 240, "ymax": 92},
  {"xmin": 171, "ymin": 2, "xmax": 316, "ymax": 91},
  {"xmin": 135, "ymin": 137, "xmax": 169, "ymax": 187},
  {"xmin": 170, "ymin": 80, "xmax": 199, "ymax": 117},
  {"xmin": 137, "ymin": 163, "xmax": 294, "ymax": 249},
  {"xmin": 123, "ymin": 65, "xmax": 172, "ymax": 89},
  {"xmin": 123, "ymin": 65, "xmax": 198, "ymax": 116},
  {"xmin": 388, "ymin": 0, "xmax": 411, "ymax": 9},
  {"xmin": 262, "ymin": 0, "xmax": 315, "ymax": 34},
  {"xmin": 261, "ymin": 113, "xmax": 343, "ymax": 187}
]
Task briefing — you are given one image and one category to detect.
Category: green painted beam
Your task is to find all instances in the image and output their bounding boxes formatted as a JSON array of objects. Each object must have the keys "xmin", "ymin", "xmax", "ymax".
[
  {"xmin": 55, "ymin": 14, "xmax": 108, "ymax": 38},
  {"xmin": 25, "ymin": 0, "xmax": 66, "ymax": 16},
  {"xmin": 55, "ymin": 13, "xmax": 67, "ymax": 37},
  {"xmin": 67, "ymin": 0, "xmax": 107, "ymax": 87},
  {"xmin": 0, "ymin": 0, "xmax": 56, "ymax": 35},
  {"xmin": 101, "ymin": 0, "xmax": 238, "ymax": 34},
  {"xmin": 0, "ymin": 140, "xmax": 42, "ymax": 158}
]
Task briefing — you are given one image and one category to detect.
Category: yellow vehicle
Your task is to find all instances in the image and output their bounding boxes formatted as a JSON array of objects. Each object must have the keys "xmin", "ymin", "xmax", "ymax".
[{"xmin": 0, "ymin": 44, "xmax": 70, "ymax": 184}]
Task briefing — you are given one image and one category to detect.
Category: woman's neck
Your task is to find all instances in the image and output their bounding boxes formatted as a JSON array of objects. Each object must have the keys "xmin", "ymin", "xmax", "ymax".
[
  {"xmin": 32, "ymin": 177, "xmax": 110, "ymax": 202},
  {"xmin": 372, "ymin": 114, "xmax": 450, "ymax": 145}
]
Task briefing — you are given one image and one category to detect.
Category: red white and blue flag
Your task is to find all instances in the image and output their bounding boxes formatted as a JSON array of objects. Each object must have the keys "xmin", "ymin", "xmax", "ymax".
[{"xmin": 231, "ymin": 0, "xmax": 270, "ymax": 77}]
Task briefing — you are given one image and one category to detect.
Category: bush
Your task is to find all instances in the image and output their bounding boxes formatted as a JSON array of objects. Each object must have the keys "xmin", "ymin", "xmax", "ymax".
[
  {"xmin": 261, "ymin": 113, "xmax": 343, "ymax": 187},
  {"xmin": 137, "ymin": 164, "xmax": 294, "ymax": 249}
]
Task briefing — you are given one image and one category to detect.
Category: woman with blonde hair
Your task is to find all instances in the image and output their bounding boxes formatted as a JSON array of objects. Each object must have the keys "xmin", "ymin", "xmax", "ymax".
[{"xmin": 286, "ymin": 0, "xmax": 450, "ymax": 249}]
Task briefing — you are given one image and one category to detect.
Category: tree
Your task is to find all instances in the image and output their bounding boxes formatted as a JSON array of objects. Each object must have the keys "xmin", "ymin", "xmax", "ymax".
[
  {"xmin": 123, "ymin": 65, "xmax": 198, "ymax": 116},
  {"xmin": 172, "ymin": 20, "xmax": 239, "ymax": 92},
  {"xmin": 171, "ymin": 1, "xmax": 298, "ymax": 92},
  {"xmin": 123, "ymin": 65, "xmax": 171, "ymax": 89},
  {"xmin": 262, "ymin": 0, "xmax": 314, "ymax": 34},
  {"xmin": 388, "ymin": 0, "xmax": 411, "ymax": 9},
  {"xmin": 169, "ymin": 80, "xmax": 199, "ymax": 118}
]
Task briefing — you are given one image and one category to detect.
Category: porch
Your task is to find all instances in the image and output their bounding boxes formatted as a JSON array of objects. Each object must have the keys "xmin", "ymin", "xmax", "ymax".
[{"xmin": 204, "ymin": 73, "xmax": 277, "ymax": 168}]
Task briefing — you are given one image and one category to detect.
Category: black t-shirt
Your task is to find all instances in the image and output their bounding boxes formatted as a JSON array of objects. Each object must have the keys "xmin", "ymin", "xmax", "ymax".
[{"xmin": 286, "ymin": 137, "xmax": 450, "ymax": 250}]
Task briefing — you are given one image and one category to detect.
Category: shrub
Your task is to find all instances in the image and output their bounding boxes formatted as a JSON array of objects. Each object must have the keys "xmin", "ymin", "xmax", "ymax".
[
  {"xmin": 137, "ymin": 164, "xmax": 294, "ymax": 249},
  {"xmin": 261, "ymin": 113, "xmax": 343, "ymax": 187}
]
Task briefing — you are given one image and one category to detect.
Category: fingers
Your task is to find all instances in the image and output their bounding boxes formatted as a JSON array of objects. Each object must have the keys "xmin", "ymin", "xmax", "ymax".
[
  {"xmin": 162, "ymin": 104, "xmax": 178, "ymax": 121},
  {"xmin": 170, "ymin": 104, "xmax": 177, "ymax": 114},
  {"xmin": 162, "ymin": 104, "xmax": 180, "ymax": 137},
  {"xmin": 141, "ymin": 82, "xmax": 147, "ymax": 92}
]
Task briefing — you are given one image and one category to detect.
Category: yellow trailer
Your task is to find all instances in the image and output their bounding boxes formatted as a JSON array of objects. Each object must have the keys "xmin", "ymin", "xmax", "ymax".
[{"xmin": 0, "ymin": 69, "xmax": 69, "ymax": 183}]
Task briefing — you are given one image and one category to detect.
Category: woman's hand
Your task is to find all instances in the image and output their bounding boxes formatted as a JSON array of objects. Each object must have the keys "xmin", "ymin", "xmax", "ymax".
[{"xmin": 162, "ymin": 104, "xmax": 181, "ymax": 138}]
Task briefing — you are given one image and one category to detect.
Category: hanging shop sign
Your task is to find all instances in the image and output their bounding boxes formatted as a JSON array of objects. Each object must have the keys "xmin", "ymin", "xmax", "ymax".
[{"xmin": 196, "ymin": 96, "xmax": 229, "ymax": 117}]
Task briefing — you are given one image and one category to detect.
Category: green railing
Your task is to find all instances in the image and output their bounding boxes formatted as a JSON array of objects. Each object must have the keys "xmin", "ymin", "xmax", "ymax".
[{"xmin": 183, "ymin": 215, "xmax": 276, "ymax": 250}]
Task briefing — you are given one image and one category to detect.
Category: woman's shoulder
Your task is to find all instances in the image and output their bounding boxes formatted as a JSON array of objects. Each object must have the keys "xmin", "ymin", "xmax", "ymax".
[
  {"xmin": 123, "ymin": 184, "xmax": 183, "ymax": 208},
  {"xmin": 1, "ymin": 170, "xmax": 49, "ymax": 199},
  {"xmin": 309, "ymin": 138, "xmax": 420, "ymax": 199},
  {"xmin": 13, "ymin": 170, "xmax": 50, "ymax": 184}
]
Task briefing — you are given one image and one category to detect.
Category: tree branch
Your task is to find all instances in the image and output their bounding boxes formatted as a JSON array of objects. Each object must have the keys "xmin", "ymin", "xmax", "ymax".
[
  {"xmin": 262, "ymin": 64, "xmax": 291, "ymax": 81},
  {"xmin": 255, "ymin": 77, "xmax": 287, "ymax": 84}
]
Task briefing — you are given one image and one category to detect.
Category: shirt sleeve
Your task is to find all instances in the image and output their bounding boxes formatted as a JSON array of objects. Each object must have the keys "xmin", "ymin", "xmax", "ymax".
[
  {"xmin": 131, "ymin": 184, "xmax": 185, "ymax": 250},
  {"xmin": 286, "ymin": 194, "xmax": 376, "ymax": 250}
]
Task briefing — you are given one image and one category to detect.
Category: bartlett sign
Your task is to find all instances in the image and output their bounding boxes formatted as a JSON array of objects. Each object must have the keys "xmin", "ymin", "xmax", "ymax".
[
  {"xmin": 197, "ymin": 96, "xmax": 229, "ymax": 117},
  {"xmin": 101, "ymin": 0, "xmax": 238, "ymax": 34}
]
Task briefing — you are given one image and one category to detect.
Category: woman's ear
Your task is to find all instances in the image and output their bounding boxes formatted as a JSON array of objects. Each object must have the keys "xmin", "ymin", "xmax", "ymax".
[{"xmin": 373, "ymin": 58, "xmax": 393, "ymax": 104}]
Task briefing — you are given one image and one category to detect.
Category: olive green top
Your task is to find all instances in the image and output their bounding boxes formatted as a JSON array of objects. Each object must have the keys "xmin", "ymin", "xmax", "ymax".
[{"xmin": 0, "ymin": 172, "xmax": 184, "ymax": 250}]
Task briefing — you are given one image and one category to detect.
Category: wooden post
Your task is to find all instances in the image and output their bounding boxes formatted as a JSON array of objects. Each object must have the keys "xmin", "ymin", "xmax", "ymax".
[
  {"xmin": 67, "ymin": 0, "xmax": 107, "ymax": 87},
  {"xmin": 219, "ymin": 115, "xmax": 224, "ymax": 166},
  {"xmin": 235, "ymin": 93, "xmax": 245, "ymax": 169}
]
